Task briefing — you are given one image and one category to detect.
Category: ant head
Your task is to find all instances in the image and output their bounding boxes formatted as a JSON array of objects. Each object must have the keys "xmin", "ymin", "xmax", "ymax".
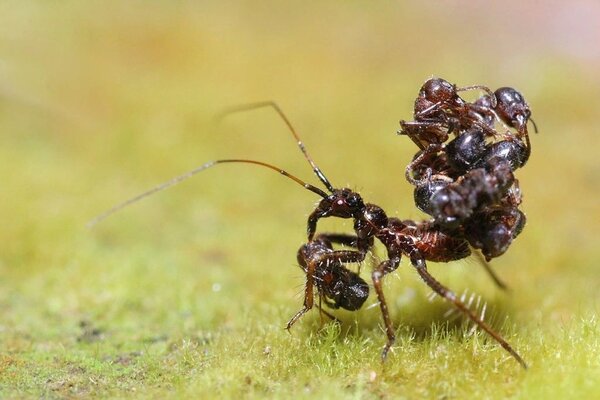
[
  {"xmin": 321, "ymin": 188, "xmax": 365, "ymax": 219},
  {"xmin": 494, "ymin": 87, "xmax": 532, "ymax": 133},
  {"xmin": 420, "ymin": 78, "xmax": 460, "ymax": 104}
]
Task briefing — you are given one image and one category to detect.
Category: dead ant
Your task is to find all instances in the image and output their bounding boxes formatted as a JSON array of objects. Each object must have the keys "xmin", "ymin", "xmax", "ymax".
[
  {"xmin": 286, "ymin": 233, "xmax": 369, "ymax": 329},
  {"xmin": 401, "ymin": 83, "xmax": 534, "ymax": 263},
  {"xmin": 398, "ymin": 77, "xmax": 499, "ymax": 149},
  {"xmin": 88, "ymin": 101, "xmax": 527, "ymax": 369},
  {"xmin": 399, "ymin": 78, "xmax": 537, "ymax": 148}
]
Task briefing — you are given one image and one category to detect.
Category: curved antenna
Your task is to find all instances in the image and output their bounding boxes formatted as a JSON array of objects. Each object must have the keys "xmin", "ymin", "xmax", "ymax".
[
  {"xmin": 216, "ymin": 101, "xmax": 335, "ymax": 193},
  {"xmin": 528, "ymin": 117, "xmax": 539, "ymax": 134},
  {"xmin": 87, "ymin": 159, "xmax": 328, "ymax": 228}
]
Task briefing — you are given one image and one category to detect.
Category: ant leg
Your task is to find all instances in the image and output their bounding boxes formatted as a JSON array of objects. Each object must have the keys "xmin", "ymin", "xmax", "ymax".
[
  {"xmin": 307, "ymin": 207, "xmax": 332, "ymax": 241},
  {"xmin": 410, "ymin": 256, "xmax": 527, "ymax": 369},
  {"xmin": 399, "ymin": 121, "xmax": 449, "ymax": 150},
  {"xmin": 456, "ymin": 85, "xmax": 496, "ymax": 107},
  {"xmin": 371, "ymin": 256, "xmax": 401, "ymax": 360},
  {"xmin": 398, "ymin": 123, "xmax": 427, "ymax": 150},
  {"xmin": 404, "ymin": 144, "xmax": 446, "ymax": 185},
  {"xmin": 414, "ymin": 102, "xmax": 443, "ymax": 119},
  {"xmin": 317, "ymin": 296, "xmax": 343, "ymax": 324},
  {"xmin": 315, "ymin": 233, "xmax": 372, "ymax": 273},
  {"xmin": 473, "ymin": 250, "xmax": 509, "ymax": 291}
]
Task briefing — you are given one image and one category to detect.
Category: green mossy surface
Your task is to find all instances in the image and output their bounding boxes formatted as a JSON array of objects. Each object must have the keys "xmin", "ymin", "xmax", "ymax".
[{"xmin": 1, "ymin": 1, "xmax": 599, "ymax": 398}]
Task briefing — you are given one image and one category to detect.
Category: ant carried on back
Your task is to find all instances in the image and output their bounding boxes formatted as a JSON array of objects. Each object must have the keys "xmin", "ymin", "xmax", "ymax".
[{"xmin": 89, "ymin": 78, "xmax": 536, "ymax": 369}]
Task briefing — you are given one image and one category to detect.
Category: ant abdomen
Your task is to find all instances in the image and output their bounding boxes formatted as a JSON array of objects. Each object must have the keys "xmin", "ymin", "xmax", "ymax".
[
  {"xmin": 445, "ymin": 128, "xmax": 487, "ymax": 173},
  {"xmin": 464, "ymin": 207, "xmax": 526, "ymax": 260},
  {"xmin": 322, "ymin": 267, "xmax": 370, "ymax": 311},
  {"xmin": 476, "ymin": 137, "xmax": 529, "ymax": 170},
  {"xmin": 403, "ymin": 222, "xmax": 471, "ymax": 262}
]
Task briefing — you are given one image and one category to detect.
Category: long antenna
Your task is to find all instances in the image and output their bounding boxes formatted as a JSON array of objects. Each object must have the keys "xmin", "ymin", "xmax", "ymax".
[
  {"xmin": 87, "ymin": 159, "xmax": 328, "ymax": 228},
  {"xmin": 216, "ymin": 101, "xmax": 335, "ymax": 193}
]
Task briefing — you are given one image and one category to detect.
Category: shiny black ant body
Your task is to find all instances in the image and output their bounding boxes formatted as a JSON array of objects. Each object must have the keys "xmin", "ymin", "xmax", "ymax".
[
  {"xmin": 406, "ymin": 132, "xmax": 525, "ymax": 232},
  {"xmin": 89, "ymin": 100, "xmax": 528, "ymax": 369}
]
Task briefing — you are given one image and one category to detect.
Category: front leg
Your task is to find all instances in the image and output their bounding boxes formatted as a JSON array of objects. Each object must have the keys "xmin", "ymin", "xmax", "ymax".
[
  {"xmin": 307, "ymin": 207, "xmax": 330, "ymax": 240},
  {"xmin": 314, "ymin": 233, "xmax": 358, "ymax": 247},
  {"xmin": 286, "ymin": 257, "xmax": 317, "ymax": 330}
]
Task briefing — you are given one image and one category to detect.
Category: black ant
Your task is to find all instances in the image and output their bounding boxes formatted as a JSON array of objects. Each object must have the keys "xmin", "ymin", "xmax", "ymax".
[
  {"xmin": 472, "ymin": 86, "xmax": 538, "ymax": 164},
  {"xmin": 89, "ymin": 101, "xmax": 527, "ymax": 369},
  {"xmin": 286, "ymin": 233, "xmax": 369, "ymax": 329}
]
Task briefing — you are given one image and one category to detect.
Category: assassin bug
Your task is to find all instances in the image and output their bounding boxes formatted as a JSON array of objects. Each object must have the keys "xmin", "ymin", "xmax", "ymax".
[{"xmin": 89, "ymin": 101, "xmax": 527, "ymax": 368}]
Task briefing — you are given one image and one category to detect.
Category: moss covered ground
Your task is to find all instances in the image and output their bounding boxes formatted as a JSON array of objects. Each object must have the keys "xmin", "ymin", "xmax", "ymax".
[{"xmin": 1, "ymin": 1, "xmax": 599, "ymax": 398}]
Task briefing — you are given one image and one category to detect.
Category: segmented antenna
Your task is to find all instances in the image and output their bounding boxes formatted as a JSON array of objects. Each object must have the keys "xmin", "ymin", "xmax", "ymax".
[
  {"xmin": 216, "ymin": 101, "xmax": 335, "ymax": 193},
  {"xmin": 87, "ymin": 159, "xmax": 327, "ymax": 228}
]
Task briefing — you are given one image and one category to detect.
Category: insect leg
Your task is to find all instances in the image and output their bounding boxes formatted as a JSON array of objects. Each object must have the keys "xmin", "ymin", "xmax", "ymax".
[{"xmin": 411, "ymin": 256, "xmax": 527, "ymax": 369}]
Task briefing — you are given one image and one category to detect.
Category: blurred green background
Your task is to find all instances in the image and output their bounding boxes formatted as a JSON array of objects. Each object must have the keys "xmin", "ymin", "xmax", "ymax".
[{"xmin": 1, "ymin": 1, "xmax": 599, "ymax": 398}]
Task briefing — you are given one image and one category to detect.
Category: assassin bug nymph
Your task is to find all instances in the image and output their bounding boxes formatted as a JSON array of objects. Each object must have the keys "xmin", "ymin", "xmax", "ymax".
[{"xmin": 89, "ymin": 102, "xmax": 526, "ymax": 368}]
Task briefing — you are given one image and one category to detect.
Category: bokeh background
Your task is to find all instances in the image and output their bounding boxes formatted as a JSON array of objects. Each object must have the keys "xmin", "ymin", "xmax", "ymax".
[{"xmin": 1, "ymin": 1, "xmax": 599, "ymax": 398}]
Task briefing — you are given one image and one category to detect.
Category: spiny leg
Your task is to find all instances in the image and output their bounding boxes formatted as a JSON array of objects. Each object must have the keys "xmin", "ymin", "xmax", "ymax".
[
  {"xmin": 411, "ymin": 256, "xmax": 527, "ymax": 369},
  {"xmin": 473, "ymin": 250, "xmax": 509, "ymax": 291},
  {"xmin": 314, "ymin": 233, "xmax": 372, "ymax": 274},
  {"xmin": 371, "ymin": 257, "xmax": 401, "ymax": 360},
  {"xmin": 314, "ymin": 233, "xmax": 359, "ymax": 248},
  {"xmin": 286, "ymin": 258, "xmax": 316, "ymax": 330}
]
